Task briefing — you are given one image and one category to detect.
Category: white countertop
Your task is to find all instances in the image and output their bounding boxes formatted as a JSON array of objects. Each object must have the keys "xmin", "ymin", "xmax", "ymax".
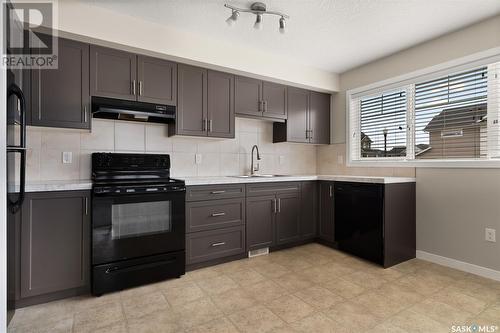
[
  {"xmin": 180, "ymin": 175, "xmax": 416, "ymax": 186},
  {"xmin": 13, "ymin": 175, "xmax": 415, "ymax": 193}
]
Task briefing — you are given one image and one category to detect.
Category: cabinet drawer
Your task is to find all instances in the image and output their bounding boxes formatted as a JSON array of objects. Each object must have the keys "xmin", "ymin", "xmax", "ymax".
[
  {"xmin": 186, "ymin": 226, "xmax": 245, "ymax": 264},
  {"xmin": 246, "ymin": 182, "xmax": 300, "ymax": 197},
  {"xmin": 186, "ymin": 198, "xmax": 245, "ymax": 233},
  {"xmin": 186, "ymin": 184, "xmax": 245, "ymax": 201}
]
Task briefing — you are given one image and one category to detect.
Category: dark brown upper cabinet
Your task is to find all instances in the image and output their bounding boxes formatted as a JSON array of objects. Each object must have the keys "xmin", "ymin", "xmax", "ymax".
[
  {"xmin": 19, "ymin": 191, "xmax": 90, "ymax": 299},
  {"xmin": 137, "ymin": 55, "xmax": 177, "ymax": 105},
  {"xmin": 90, "ymin": 45, "xmax": 137, "ymax": 101},
  {"xmin": 309, "ymin": 91, "xmax": 331, "ymax": 144},
  {"xmin": 273, "ymin": 88, "xmax": 330, "ymax": 144},
  {"xmin": 235, "ymin": 76, "xmax": 287, "ymax": 121},
  {"xmin": 30, "ymin": 37, "xmax": 90, "ymax": 129},
  {"xmin": 171, "ymin": 65, "xmax": 235, "ymax": 138},
  {"xmin": 90, "ymin": 46, "xmax": 177, "ymax": 106},
  {"xmin": 207, "ymin": 70, "xmax": 235, "ymax": 138}
]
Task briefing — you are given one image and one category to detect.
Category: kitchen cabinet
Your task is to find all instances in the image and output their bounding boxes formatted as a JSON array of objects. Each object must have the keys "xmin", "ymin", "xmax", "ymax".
[
  {"xmin": 90, "ymin": 46, "xmax": 177, "ymax": 105},
  {"xmin": 246, "ymin": 195, "xmax": 276, "ymax": 251},
  {"xmin": 16, "ymin": 191, "xmax": 90, "ymax": 304},
  {"xmin": 207, "ymin": 70, "xmax": 235, "ymax": 138},
  {"xmin": 90, "ymin": 45, "xmax": 137, "ymax": 101},
  {"xmin": 171, "ymin": 66, "xmax": 235, "ymax": 138},
  {"xmin": 300, "ymin": 181, "xmax": 317, "ymax": 240},
  {"xmin": 334, "ymin": 182, "xmax": 416, "ymax": 268},
  {"xmin": 235, "ymin": 76, "xmax": 287, "ymax": 120},
  {"xmin": 246, "ymin": 183, "xmax": 301, "ymax": 250},
  {"xmin": 137, "ymin": 55, "xmax": 177, "ymax": 105},
  {"xmin": 174, "ymin": 64, "xmax": 207, "ymax": 136},
  {"xmin": 185, "ymin": 184, "xmax": 246, "ymax": 269},
  {"xmin": 273, "ymin": 89, "xmax": 330, "ymax": 144},
  {"xmin": 30, "ymin": 37, "xmax": 90, "ymax": 129},
  {"xmin": 318, "ymin": 181, "xmax": 335, "ymax": 242}
]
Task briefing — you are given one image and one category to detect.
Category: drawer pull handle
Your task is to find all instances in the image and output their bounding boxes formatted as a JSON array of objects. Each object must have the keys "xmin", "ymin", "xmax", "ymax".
[
  {"xmin": 211, "ymin": 212, "xmax": 226, "ymax": 217},
  {"xmin": 211, "ymin": 190, "xmax": 226, "ymax": 194},
  {"xmin": 211, "ymin": 242, "xmax": 226, "ymax": 247}
]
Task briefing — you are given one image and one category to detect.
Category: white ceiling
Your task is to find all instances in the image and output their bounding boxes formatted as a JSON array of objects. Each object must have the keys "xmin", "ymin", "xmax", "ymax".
[{"xmin": 79, "ymin": 0, "xmax": 500, "ymax": 73}]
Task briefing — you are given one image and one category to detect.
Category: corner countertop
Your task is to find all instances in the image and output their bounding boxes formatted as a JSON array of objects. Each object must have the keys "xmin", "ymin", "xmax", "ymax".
[
  {"xmin": 180, "ymin": 175, "xmax": 416, "ymax": 186},
  {"xmin": 13, "ymin": 175, "xmax": 415, "ymax": 193}
]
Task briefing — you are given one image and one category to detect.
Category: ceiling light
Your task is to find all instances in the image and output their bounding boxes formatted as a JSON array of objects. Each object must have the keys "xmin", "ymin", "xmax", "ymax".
[
  {"xmin": 224, "ymin": 2, "xmax": 289, "ymax": 33},
  {"xmin": 279, "ymin": 17, "xmax": 285, "ymax": 34},
  {"xmin": 225, "ymin": 10, "xmax": 239, "ymax": 26},
  {"xmin": 254, "ymin": 13, "xmax": 263, "ymax": 30}
]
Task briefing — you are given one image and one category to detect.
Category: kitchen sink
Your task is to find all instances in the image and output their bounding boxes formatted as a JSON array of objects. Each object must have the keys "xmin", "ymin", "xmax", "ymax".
[{"xmin": 230, "ymin": 174, "xmax": 289, "ymax": 178}]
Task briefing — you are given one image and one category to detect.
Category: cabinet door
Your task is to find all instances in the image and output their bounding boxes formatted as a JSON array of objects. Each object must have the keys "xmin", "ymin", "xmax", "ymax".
[
  {"xmin": 276, "ymin": 192, "xmax": 301, "ymax": 245},
  {"xmin": 286, "ymin": 87, "xmax": 309, "ymax": 143},
  {"xmin": 90, "ymin": 45, "xmax": 137, "ymax": 101},
  {"xmin": 300, "ymin": 181, "xmax": 317, "ymax": 240},
  {"xmin": 137, "ymin": 55, "xmax": 177, "ymax": 105},
  {"xmin": 309, "ymin": 91, "xmax": 330, "ymax": 144},
  {"xmin": 207, "ymin": 70, "xmax": 235, "ymax": 138},
  {"xmin": 262, "ymin": 82, "xmax": 287, "ymax": 119},
  {"xmin": 31, "ymin": 37, "xmax": 90, "ymax": 129},
  {"xmin": 246, "ymin": 195, "xmax": 275, "ymax": 251},
  {"xmin": 235, "ymin": 76, "xmax": 262, "ymax": 117},
  {"xmin": 319, "ymin": 182, "xmax": 335, "ymax": 242},
  {"xmin": 176, "ymin": 64, "xmax": 208, "ymax": 136},
  {"xmin": 20, "ymin": 191, "xmax": 90, "ymax": 298}
]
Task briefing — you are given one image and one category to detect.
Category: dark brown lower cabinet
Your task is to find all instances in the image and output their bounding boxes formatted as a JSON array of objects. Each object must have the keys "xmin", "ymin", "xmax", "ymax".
[
  {"xmin": 246, "ymin": 195, "xmax": 276, "ymax": 251},
  {"xmin": 319, "ymin": 181, "xmax": 335, "ymax": 242},
  {"xmin": 275, "ymin": 192, "xmax": 301, "ymax": 245},
  {"xmin": 300, "ymin": 181, "xmax": 317, "ymax": 240},
  {"xmin": 13, "ymin": 191, "xmax": 90, "ymax": 307}
]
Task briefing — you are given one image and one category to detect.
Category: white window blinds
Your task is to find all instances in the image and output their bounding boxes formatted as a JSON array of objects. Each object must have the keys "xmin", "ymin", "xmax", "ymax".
[{"xmin": 349, "ymin": 59, "xmax": 500, "ymax": 164}]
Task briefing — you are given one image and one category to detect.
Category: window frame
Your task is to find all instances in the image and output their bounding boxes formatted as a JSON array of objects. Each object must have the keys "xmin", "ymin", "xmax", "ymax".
[{"xmin": 346, "ymin": 48, "xmax": 500, "ymax": 168}]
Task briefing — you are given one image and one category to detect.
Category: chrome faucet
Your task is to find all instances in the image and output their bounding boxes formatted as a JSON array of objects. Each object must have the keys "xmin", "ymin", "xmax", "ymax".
[{"xmin": 250, "ymin": 145, "xmax": 261, "ymax": 175}]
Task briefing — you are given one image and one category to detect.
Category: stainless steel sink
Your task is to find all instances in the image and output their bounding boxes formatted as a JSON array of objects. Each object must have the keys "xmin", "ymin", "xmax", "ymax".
[{"xmin": 230, "ymin": 174, "xmax": 288, "ymax": 178}]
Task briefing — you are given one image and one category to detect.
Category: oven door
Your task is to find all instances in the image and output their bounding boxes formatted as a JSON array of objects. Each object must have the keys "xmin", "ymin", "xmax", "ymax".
[{"xmin": 92, "ymin": 190, "xmax": 185, "ymax": 265}]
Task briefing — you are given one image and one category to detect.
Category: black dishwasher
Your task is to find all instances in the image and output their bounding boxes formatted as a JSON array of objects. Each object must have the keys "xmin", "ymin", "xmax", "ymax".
[{"xmin": 334, "ymin": 182, "xmax": 384, "ymax": 265}]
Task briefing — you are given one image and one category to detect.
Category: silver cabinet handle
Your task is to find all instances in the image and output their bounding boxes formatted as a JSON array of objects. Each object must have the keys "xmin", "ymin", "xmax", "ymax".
[
  {"xmin": 258, "ymin": 100, "xmax": 263, "ymax": 112},
  {"xmin": 84, "ymin": 197, "xmax": 88, "ymax": 215},
  {"xmin": 211, "ymin": 212, "xmax": 226, "ymax": 217},
  {"xmin": 277, "ymin": 198, "xmax": 281, "ymax": 213},
  {"xmin": 211, "ymin": 242, "xmax": 226, "ymax": 247},
  {"xmin": 83, "ymin": 106, "xmax": 87, "ymax": 123},
  {"xmin": 273, "ymin": 198, "xmax": 277, "ymax": 213},
  {"xmin": 139, "ymin": 81, "xmax": 143, "ymax": 96},
  {"xmin": 211, "ymin": 190, "xmax": 226, "ymax": 194},
  {"xmin": 132, "ymin": 80, "xmax": 136, "ymax": 95},
  {"xmin": 264, "ymin": 100, "xmax": 268, "ymax": 112},
  {"xmin": 329, "ymin": 185, "xmax": 333, "ymax": 197},
  {"xmin": 209, "ymin": 119, "xmax": 213, "ymax": 132},
  {"xmin": 202, "ymin": 119, "xmax": 207, "ymax": 131}
]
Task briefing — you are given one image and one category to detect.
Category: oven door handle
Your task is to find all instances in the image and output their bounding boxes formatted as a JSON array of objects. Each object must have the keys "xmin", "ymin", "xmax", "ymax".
[{"xmin": 105, "ymin": 258, "xmax": 177, "ymax": 274}]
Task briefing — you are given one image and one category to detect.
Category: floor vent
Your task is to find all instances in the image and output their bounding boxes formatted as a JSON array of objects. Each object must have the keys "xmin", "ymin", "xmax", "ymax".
[{"xmin": 248, "ymin": 247, "xmax": 269, "ymax": 258}]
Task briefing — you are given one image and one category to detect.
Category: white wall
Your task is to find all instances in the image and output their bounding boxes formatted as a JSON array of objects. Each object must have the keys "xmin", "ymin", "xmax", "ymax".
[
  {"xmin": 25, "ymin": 118, "xmax": 317, "ymax": 181},
  {"xmin": 319, "ymin": 14, "xmax": 500, "ymax": 273},
  {"xmin": 54, "ymin": 0, "xmax": 339, "ymax": 93}
]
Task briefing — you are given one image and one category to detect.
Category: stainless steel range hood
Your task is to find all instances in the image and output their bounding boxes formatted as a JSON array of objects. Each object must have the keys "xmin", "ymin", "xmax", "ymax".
[{"xmin": 92, "ymin": 97, "xmax": 175, "ymax": 124}]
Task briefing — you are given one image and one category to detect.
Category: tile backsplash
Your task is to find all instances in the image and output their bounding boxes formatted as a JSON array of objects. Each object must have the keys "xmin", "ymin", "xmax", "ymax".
[{"xmin": 25, "ymin": 118, "xmax": 318, "ymax": 181}]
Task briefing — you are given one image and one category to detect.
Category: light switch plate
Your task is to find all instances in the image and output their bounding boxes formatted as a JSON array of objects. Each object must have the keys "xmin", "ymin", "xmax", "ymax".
[
  {"xmin": 195, "ymin": 154, "xmax": 202, "ymax": 165},
  {"xmin": 485, "ymin": 228, "xmax": 496, "ymax": 242},
  {"xmin": 62, "ymin": 151, "xmax": 72, "ymax": 164}
]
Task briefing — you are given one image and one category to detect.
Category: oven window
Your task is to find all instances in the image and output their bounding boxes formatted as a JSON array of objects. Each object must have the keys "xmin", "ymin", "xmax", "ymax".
[{"xmin": 111, "ymin": 201, "xmax": 172, "ymax": 239}]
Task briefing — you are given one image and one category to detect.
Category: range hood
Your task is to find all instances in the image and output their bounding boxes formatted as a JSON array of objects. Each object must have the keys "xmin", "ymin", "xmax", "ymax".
[{"xmin": 92, "ymin": 96, "xmax": 175, "ymax": 124}]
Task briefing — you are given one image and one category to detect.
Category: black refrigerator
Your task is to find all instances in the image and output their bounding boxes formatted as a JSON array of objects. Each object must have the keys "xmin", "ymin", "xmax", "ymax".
[{"xmin": 5, "ymin": 0, "xmax": 28, "ymax": 325}]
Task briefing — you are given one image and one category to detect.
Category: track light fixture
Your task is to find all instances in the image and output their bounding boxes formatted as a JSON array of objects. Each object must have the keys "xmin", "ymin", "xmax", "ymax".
[{"xmin": 224, "ymin": 2, "xmax": 289, "ymax": 33}]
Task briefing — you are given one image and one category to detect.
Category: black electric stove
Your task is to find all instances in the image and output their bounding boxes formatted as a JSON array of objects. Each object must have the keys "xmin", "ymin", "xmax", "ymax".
[{"xmin": 91, "ymin": 153, "xmax": 185, "ymax": 295}]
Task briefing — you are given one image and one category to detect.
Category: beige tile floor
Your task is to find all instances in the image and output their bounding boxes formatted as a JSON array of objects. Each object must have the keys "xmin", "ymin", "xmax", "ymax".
[{"xmin": 8, "ymin": 243, "xmax": 500, "ymax": 333}]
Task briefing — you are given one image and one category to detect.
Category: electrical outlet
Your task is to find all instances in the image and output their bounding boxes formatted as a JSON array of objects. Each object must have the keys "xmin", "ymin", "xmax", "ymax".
[
  {"xmin": 62, "ymin": 151, "xmax": 72, "ymax": 164},
  {"xmin": 195, "ymin": 154, "xmax": 202, "ymax": 165},
  {"xmin": 485, "ymin": 228, "xmax": 496, "ymax": 242}
]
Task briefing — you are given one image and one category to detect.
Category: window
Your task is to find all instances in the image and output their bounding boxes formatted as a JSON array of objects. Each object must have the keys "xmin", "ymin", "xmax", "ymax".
[{"xmin": 348, "ymin": 57, "xmax": 500, "ymax": 166}]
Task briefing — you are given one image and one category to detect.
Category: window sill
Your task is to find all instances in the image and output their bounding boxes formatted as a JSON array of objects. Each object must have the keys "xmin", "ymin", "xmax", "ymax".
[{"xmin": 347, "ymin": 159, "xmax": 500, "ymax": 168}]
